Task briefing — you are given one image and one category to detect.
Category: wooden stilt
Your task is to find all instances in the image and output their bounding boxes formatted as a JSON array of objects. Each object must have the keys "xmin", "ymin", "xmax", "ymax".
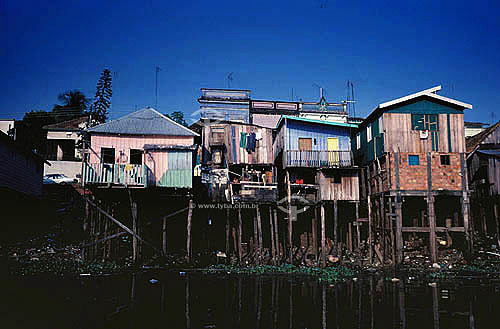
[
  {"xmin": 388, "ymin": 196, "xmax": 395, "ymax": 265},
  {"xmin": 162, "ymin": 215, "xmax": 167, "ymax": 256},
  {"xmin": 312, "ymin": 206, "xmax": 318, "ymax": 260},
  {"xmin": 333, "ymin": 200, "xmax": 338, "ymax": 257},
  {"xmin": 186, "ymin": 199, "xmax": 193, "ymax": 264},
  {"xmin": 320, "ymin": 203, "xmax": 326, "ymax": 268},
  {"xmin": 256, "ymin": 205, "xmax": 263, "ymax": 264},
  {"xmin": 355, "ymin": 201, "xmax": 360, "ymax": 251},
  {"xmin": 273, "ymin": 208, "xmax": 279, "ymax": 264},
  {"xmin": 379, "ymin": 195, "xmax": 386, "ymax": 262},
  {"xmin": 494, "ymin": 201, "xmax": 500, "ymax": 249},
  {"xmin": 269, "ymin": 206, "xmax": 276, "ymax": 265},
  {"xmin": 287, "ymin": 170, "xmax": 293, "ymax": 264},
  {"xmin": 367, "ymin": 195, "xmax": 373, "ymax": 265},
  {"xmin": 427, "ymin": 153, "xmax": 437, "ymax": 264},
  {"xmin": 226, "ymin": 208, "xmax": 231, "ymax": 258},
  {"xmin": 348, "ymin": 222, "xmax": 353, "ymax": 252},
  {"xmin": 395, "ymin": 196, "xmax": 403, "ymax": 265},
  {"xmin": 129, "ymin": 196, "xmax": 139, "ymax": 263},
  {"xmin": 238, "ymin": 208, "xmax": 243, "ymax": 265}
]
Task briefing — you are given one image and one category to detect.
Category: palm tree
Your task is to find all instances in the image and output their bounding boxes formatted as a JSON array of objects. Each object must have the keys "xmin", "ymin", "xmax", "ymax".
[{"xmin": 53, "ymin": 90, "xmax": 89, "ymax": 121}]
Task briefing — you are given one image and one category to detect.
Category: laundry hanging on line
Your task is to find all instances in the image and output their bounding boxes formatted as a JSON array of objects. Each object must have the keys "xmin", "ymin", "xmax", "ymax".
[{"xmin": 240, "ymin": 132, "xmax": 246, "ymax": 147}]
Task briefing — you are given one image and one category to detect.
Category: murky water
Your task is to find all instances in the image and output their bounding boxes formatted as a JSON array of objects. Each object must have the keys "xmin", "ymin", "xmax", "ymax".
[{"xmin": 3, "ymin": 272, "xmax": 500, "ymax": 328}]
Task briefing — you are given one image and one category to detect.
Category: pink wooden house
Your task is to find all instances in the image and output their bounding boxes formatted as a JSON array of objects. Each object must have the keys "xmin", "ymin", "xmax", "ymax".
[{"xmin": 83, "ymin": 108, "xmax": 198, "ymax": 188}]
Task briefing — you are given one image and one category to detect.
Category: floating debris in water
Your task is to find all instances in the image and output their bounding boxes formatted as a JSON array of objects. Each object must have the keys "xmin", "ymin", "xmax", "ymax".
[{"xmin": 149, "ymin": 279, "xmax": 159, "ymax": 284}]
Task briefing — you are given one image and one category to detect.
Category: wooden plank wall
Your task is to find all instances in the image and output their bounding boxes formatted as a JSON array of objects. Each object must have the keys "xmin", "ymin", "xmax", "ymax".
[
  {"xmin": 224, "ymin": 124, "xmax": 273, "ymax": 165},
  {"xmin": 317, "ymin": 170, "xmax": 359, "ymax": 201},
  {"xmin": 383, "ymin": 113, "xmax": 464, "ymax": 153}
]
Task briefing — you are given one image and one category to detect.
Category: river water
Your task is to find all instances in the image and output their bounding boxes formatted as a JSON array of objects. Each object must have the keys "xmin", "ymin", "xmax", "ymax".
[{"xmin": 3, "ymin": 272, "xmax": 500, "ymax": 328}]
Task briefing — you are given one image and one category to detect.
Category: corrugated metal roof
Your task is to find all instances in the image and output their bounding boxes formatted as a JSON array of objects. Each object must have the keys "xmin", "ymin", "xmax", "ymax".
[
  {"xmin": 89, "ymin": 107, "xmax": 198, "ymax": 136},
  {"xmin": 276, "ymin": 115, "xmax": 359, "ymax": 129},
  {"xmin": 477, "ymin": 149, "xmax": 500, "ymax": 158}
]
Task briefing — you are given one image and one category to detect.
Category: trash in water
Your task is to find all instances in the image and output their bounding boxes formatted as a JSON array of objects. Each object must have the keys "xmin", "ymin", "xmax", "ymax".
[
  {"xmin": 179, "ymin": 271, "xmax": 186, "ymax": 276},
  {"xmin": 149, "ymin": 279, "xmax": 159, "ymax": 284}
]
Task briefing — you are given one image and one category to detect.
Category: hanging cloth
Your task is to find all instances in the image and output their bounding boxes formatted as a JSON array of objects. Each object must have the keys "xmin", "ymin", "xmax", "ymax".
[
  {"xmin": 246, "ymin": 132, "xmax": 256, "ymax": 153},
  {"xmin": 240, "ymin": 132, "xmax": 247, "ymax": 148}
]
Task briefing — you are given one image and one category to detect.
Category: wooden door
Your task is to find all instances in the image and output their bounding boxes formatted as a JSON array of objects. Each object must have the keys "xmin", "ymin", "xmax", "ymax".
[{"xmin": 298, "ymin": 138, "xmax": 312, "ymax": 150}]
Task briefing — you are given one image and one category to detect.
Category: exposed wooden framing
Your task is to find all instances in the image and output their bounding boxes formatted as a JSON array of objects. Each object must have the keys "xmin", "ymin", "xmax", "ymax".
[
  {"xmin": 256, "ymin": 205, "xmax": 263, "ymax": 265},
  {"xmin": 269, "ymin": 206, "xmax": 276, "ymax": 265},
  {"xmin": 320, "ymin": 203, "xmax": 326, "ymax": 268},
  {"xmin": 287, "ymin": 170, "xmax": 293, "ymax": 264},
  {"xmin": 85, "ymin": 197, "xmax": 160, "ymax": 254},
  {"xmin": 186, "ymin": 199, "xmax": 193, "ymax": 263},
  {"xmin": 401, "ymin": 227, "xmax": 466, "ymax": 233},
  {"xmin": 461, "ymin": 153, "xmax": 472, "ymax": 253},
  {"xmin": 238, "ymin": 208, "xmax": 243, "ymax": 264}
]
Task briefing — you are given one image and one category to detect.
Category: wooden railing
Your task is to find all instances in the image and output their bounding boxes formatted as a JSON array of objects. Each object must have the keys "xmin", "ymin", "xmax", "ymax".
[
  {"xmin": 284, "ymin": 150, "xmax": 353, "ymax": 168},
  {"xmin": 82, "ymin": 163, "xmax": 145, "ymax": 186}
]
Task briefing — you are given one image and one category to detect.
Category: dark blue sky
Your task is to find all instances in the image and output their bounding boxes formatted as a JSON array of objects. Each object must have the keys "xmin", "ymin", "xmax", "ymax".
[{"xmin": 1, "ymin": 0, "xmax": 499, "ymax": 124}]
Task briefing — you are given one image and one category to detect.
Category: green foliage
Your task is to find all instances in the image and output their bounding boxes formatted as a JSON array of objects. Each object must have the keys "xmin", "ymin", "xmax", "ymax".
[
  {"xmin": 204, "ymin": 264, "xmax": 355, "ymax": 282},
  {"xmin": 166, "ymin": 111, "xmax": 188, "ymax": 127},
  {"xmin": 53, "ymin": 89, "xmax": 90, "ymax": 121},
  {"xmin": 88, "ymin": 69, "xmax": 112, "ymax": 126}
]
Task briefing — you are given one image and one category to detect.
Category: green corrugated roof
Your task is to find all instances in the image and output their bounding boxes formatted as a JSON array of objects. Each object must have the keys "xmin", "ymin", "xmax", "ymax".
[{"xmin": 276, "ymin": 115, "xmax": 359, "ymax": 129}]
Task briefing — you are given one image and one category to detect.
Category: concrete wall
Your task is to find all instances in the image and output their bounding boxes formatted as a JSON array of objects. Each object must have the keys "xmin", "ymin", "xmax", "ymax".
[{"xmin": 44, "ymin": 160, "xmax": 82, "ymax": 179}]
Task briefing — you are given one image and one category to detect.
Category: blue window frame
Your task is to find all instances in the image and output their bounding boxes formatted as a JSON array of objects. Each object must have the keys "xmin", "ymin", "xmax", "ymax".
[{"xmin": 408, "ymin": 155, "xmax": 420, "ymax": 166}]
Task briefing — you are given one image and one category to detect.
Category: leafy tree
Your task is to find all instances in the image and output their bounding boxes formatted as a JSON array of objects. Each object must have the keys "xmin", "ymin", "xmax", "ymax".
[
  {"xmin": 166, "ymin": 111, "xmax": 188, "ymax": 127},
  {"xmin": 88, "ymin": 69, "xmax": 112, "ymax": 126}
]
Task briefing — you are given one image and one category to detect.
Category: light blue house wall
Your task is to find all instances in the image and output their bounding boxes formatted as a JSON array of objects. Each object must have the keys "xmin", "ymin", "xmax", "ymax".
[{"xmin": 284, "ymin": 119, "xmax": 353, "ymax": 152}]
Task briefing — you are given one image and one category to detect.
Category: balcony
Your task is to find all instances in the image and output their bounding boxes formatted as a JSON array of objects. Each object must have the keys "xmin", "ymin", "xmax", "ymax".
[
  {"xmin": 284, "ymin": 150, "xmax": 353, "ymax": 168},
  {"xmin": 82, "ymin": 163, "xmax": 145, "ymax": 187}
]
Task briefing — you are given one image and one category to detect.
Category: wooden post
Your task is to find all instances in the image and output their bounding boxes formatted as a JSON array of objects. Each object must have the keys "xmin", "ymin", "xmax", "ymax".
[
  {"xmin": 367, "ymin": 195, "xmax": 373, "ymax": 265},
  {"xmin": 333, "ymin": 200, "xmax": 338, "ymax": 257},
  {"xmin": 186, "ymin": 199, "xmax": 193, "ymax": 264},
  {"xmin": 427, "ymin": 153, "xmax": 437, "ymax": 264},
  {"xmin": 379, "ymin": 195, "xmax": 386, "ymax": 262},
  {"xmin": 494, "ymin": 201, "xmax": 500, "ymax": 249},
  {"xmin": 130, "ymin": 197, "xmax": 139, "ymax": 263},
  {"xmin": 238, "ymin": 208, "xmax": 243, "ymax": 265},
  {"xmin": 269, "ymin": 206, "xmax": 276, "ymax": 265},
  {"xmin": 312, "ymin": 206, "xmax": 318, "ymax": 259},
  {"xmin": 321, "ymin": 203, "xmax": 326, "ymax": 268},
  {"xmin": 226, "ymin": 208, "xmax": 231, "ymax": 258},
  {"xmin": 355, "ymin": 201, "xmax": 360, "ymax": 251},
  {"xmin": 460, "ymin": 153, "xmax": 473, "ymax": 254},
  {"xmin": 256, "ymin": 205, "xmax": 263, "ymax": 264},
  {"xmin": 273, "ymin": 208, "xmax": 279, "ymax": 264},
  {"xmin": 388, "ymin": 196, "xmax": 395, "ymax": 265},
  {"xmin": 162, "ymin": 215, "xmax": 167, "ymax": 256},
  {"xmin": 286, "ymin": 170, "xmax": 293, "ymax": 264},
  {"xmin": 348, "ymin": 222, "xmax": 353, "ymax": 252},
  {"xmin": 395, "ymin": 196, "xmax": 403, "ymax": 265}
]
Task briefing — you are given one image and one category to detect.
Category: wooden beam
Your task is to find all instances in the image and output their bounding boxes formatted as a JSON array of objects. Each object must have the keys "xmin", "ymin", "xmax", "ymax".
[
  {"xmin": 162, "ymin": 215, "xmax": 167, "ymax": 256},
  {"xmin": 427, "ymin": 153, "xmax": 437, "ymax": 264},
  {"xmin": 273, "ymin": 208, "xmax": 279, "ymax": 265},
  {"xmin": 401, "ymin": 227, "xmax": 466, "ymax": 233},
  {"xmin": 333, "ymin": 200, "xmax": 338, "ymax": 257},
  {"xmin": 82, "ymin": 231, "xmax": 126, "ymax": 248},
  {"xmin": 226, "ymin": 208, "xmax": 231, "ymax": 258}
]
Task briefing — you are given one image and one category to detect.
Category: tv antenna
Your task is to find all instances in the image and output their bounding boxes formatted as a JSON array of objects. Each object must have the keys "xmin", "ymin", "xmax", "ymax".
[
  {"xmin": 227, "ymin": 72, "xmax": 233, "ymax": 89},
  {"xmin": 155, "ymin": 66, "xmax": 161, "ymax": 108},
  {"xmin": 346, "ymin": 80, "xmax": 356, "ymax": 118},
  {"xmin": 312, "ymin": 83, "xmax": 324, "ymax": 99}
]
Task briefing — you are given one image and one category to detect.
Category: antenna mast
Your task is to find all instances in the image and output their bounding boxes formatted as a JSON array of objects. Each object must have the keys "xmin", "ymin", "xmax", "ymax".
[
  {"xmin": 155, "ymin": 66, "xmax": 161, "ymax": 108},
  {"xmin": 227, "ymin": 72, "xmax": 233, "ymax": 89}
]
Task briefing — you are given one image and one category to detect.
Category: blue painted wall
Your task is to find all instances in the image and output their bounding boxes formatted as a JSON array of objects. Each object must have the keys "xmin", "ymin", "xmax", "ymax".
[{"xmin": 285, "ymin": 119, "xmax": 352, "ymax": 151}]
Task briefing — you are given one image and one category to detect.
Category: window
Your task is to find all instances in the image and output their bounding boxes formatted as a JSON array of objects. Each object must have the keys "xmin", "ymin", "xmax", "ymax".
[
  {"xmin": 298, "ymin": 138, "xmax": 313, "ymax": 151},
  {"xmin": 333, "ymin": 173, "xmax": 341, "ymax": 184},
  {"xmin": 367, "ymin": 125, "xmax": 372, "ymax": 142},
  {"xmin": 440, "ymin": 154, "xmax": 450, "ymax": 166},
  {"xmin": 379, "ymin": 116, "xmax": 384, "ymax": 133},
  {"xmin": 101, "ymin": 147, "xmax": 115, "ymax": 164},
  {"xmin": 408, "ymin": 155, "xmax": 419, "ymax": 166},
  {"xmin": 356, "ymin": 133, "xmax": 361, "ymax": 149},
  {"xmin": 411, "ymin": 114, "xmax": 439, "ymax": 131},
  {"xmin": 130, "ymin": 149, "xmax": 143, "ymax": 165}
]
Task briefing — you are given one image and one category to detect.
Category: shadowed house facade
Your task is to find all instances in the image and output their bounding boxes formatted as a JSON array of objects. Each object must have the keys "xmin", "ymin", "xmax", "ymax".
[
  {"xmin": 83, "ymin": 107, "xmax": 198, "ymax": 189},
  {"xmin": 352, "ymin": 86, "xmax": 473, "ymax": 266}
]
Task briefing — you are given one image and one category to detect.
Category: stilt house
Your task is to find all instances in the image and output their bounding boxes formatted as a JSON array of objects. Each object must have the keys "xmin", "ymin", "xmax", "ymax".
[
  {"xmin": 352, "ymin": 86, "xmax": 473, "ymax": 266},
  {"xmin": 466, "ymin": 120, "xmax": 500, "ymax": 243}
]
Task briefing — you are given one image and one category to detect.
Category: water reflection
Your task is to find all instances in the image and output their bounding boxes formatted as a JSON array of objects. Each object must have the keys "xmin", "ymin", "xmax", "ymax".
[{"xmin": 5, "ymin": 273, "xmax": 500, "ymax": 329}]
